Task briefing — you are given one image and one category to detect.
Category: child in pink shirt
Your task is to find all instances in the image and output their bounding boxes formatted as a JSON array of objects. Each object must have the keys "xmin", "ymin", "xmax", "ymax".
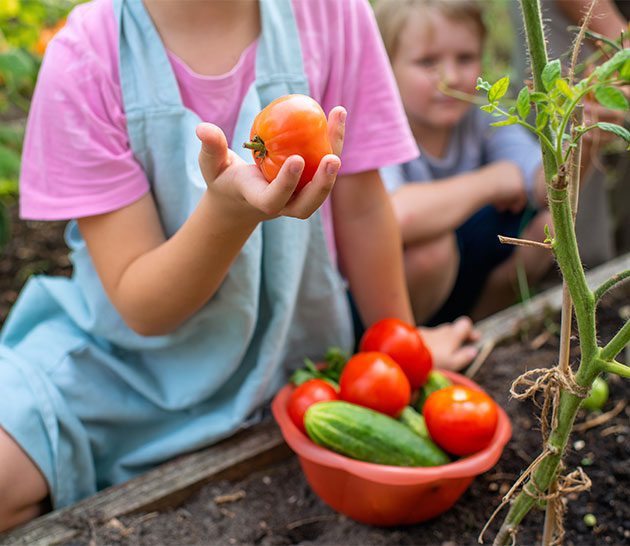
[{"xmin": 0, "ymin": 0, "xmax": 478, "ymax": 530}]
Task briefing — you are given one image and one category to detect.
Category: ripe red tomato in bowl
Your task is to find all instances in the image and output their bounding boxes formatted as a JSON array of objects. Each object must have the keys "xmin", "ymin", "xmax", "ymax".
[
  {"xmin": 359, "ymin": 318, "xmax": 433, "ymax": 389},
  {"xmin": 287, "ymin": 379, "xmax": 339, "ymax": 435},
  {"xmin": 339, "ymin": 352, "xmax": 411, "ymax": 417},
  {"xmin": 423, "ymin": 385, "xmax": 499, "ymax": 456},
  {"xmin": 244, "ymin": 94, "xmax": 333, "ymax": 193}
]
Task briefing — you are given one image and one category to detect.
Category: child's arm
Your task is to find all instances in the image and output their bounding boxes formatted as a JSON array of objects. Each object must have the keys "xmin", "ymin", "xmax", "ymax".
[
  {"xmin": 332, "ymin": 169, "xmax": 413, "ymax": 327},
  {"xmin": 333, "ymin": 170, "xmax": 480, "ymax": 368},
  {"xmin": 77, "ymin": 109, "xmax": 346, "ymax": 336},
  {"xmin": 390, "ymin": 161, "xmax": 527, "ymax": 245}
]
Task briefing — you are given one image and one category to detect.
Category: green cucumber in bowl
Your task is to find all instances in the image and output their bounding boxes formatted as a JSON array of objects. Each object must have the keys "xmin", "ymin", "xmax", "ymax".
[{"xmin": 304, "ymin": 400, "xmax": 449, "ymax": 467}]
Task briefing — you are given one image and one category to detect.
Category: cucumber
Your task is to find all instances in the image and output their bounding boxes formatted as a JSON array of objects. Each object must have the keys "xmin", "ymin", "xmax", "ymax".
[
  {"xmin": 304, "ymin": 401, "xmax": 449, "ymax": 467},
  {"xmin": 399, "ymin": 406, "xmax": 429, "ymax": 439},
  {"xmin": 416, "ymin": 371, "xmax": 452, "ymax": 411}
]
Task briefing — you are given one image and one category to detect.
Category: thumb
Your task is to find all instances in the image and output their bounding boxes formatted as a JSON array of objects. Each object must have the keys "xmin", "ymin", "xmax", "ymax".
[{"xmin": 196, "ymin": 123, "xmax": 230, "ymax": 182}]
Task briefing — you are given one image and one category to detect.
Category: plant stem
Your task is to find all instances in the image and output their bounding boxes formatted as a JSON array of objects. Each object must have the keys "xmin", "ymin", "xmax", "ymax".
[
  {"xmin": 492, "ymin": 1, "xmax": 600, "ymax": 543},
  {"xmin": 593, "ymin": 269, "xmax": 630, "ymax": 303},
  {"xmin": 600, "ymin": 319, "xmax": 630, "ymax": 362},
  {"xmin": 601, "ymin": 359, "xmax": 630, "ymax": 378}
]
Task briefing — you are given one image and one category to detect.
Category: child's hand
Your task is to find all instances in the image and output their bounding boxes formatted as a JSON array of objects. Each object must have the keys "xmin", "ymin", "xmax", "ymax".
[
  {"xmin": 487, "ymin": 161, "xmax": 528, "ymax": 213},
  {"xmin": 419, "ymin": 317, "xmax": 481, "ymax": 371},
  {"xmin": 196, "ymin": 107, "xmax": 346, "ymax": 223}
]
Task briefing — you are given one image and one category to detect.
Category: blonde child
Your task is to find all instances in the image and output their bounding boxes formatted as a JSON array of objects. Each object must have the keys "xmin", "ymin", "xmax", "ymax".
[
  {"xmin": 0, "ymin": 0, "xmax": 480, "ymax": 531},
  {"xmin": 375, "ymin": 0, "xmax": 553, "ymax": 326}
]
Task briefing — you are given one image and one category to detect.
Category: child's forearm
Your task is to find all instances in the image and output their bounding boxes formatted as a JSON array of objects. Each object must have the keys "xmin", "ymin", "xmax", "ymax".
[
  {"xmin": 391, "ymin": 161, "xmax": 521, "ymax": 244},
  {"xmin": 333, "ymin": 170, "xmax": 414, "ymax": 327},
  {"xmin": 78, "ymin": 191, "xmax": 260, "ymax": 336}
]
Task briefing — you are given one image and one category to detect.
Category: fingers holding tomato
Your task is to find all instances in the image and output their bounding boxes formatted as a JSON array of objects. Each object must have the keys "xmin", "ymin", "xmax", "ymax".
[
  {"xmin": 423, "ymin": 385, "xmax": 499, "ymax": 456},
  {"xmin": 327, "ymin": 106, "xmax": 347, "ymax": 157}
]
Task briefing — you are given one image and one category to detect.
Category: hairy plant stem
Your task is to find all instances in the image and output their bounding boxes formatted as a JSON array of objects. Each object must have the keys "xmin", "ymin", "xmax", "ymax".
[{"xmin": 492, "ymin": 1, "xmax": 600, "ymax": 544}]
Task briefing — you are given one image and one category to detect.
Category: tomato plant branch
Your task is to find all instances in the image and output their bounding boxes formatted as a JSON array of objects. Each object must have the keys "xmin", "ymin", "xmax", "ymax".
[
  {"xmin": 593, "ymin": 269, "xmax": 630, "ymax": 303},
  {"xmin": 497, "ymin": 235, "xmax": 552, "ymax": 249},
  {"xmin": 489, "ymin": 1, "xmax": 604, "ymax": 544},
  {"xmin": 600, "ymin": 319, "xmax": 630, "ymax": 362},
  {"xmin": 601, "ymin": 359, "xmax": 630, "ymax": 378}
]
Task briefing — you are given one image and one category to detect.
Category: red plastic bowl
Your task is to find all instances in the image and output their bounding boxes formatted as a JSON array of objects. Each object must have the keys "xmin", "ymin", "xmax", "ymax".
[{"xmin": 271, "ymin": 370, "xmax": 511, "ymax": 526}]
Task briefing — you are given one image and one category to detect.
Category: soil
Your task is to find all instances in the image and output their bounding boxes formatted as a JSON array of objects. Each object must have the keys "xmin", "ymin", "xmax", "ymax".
[{"xmin": 1, "ymin": 202, "xmax": 628, "ymax": 546}]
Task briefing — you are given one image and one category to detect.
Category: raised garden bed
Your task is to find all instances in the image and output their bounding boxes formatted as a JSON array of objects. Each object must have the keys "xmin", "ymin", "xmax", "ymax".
[{"xmin": 1, "ymin": 205, "xmax": 628, "ymax": 546}]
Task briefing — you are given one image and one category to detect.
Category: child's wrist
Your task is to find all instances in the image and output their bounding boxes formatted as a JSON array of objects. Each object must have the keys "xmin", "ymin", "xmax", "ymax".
[{"xmin": 201, "ymin": 190, "xmax": 262, "ymax": 232}]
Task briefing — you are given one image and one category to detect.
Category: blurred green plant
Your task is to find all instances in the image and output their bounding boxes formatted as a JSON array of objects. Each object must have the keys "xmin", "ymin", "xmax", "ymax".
[{"xmin": 0, "ymin": 0, "xmax": 80, "ymax": 250}]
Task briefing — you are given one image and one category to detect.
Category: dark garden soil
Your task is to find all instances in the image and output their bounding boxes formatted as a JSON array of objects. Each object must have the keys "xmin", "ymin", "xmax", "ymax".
[{"xmin": 1, "ymin": 202, "xmax": 628, "ymax": 546}]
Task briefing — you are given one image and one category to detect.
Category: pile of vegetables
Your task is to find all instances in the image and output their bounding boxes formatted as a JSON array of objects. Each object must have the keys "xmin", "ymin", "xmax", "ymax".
[{"xmin": 286, "ymin": 318, "xmax": 500, "ymax": 467}]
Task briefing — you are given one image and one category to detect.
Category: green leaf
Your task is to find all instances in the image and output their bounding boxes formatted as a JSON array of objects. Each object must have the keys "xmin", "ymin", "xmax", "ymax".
[
  {"xmin": 491, "ymin": 116, "xmax": 519, "ymax": 127},
  {"xmin": 594, "ymin": 49, "xmax": 630, "ymax": 80},
  {"xmin": 594, "ymin": 86, "xmax": 629, "ymax": 110},
  {"xmin": 620, "ymin": 59, "xmax": 630, "ymax": 82},
  {"xmin": 536, "ymin": 110, "xmax": 549, "ymax": 130},
  {"xmin": 476, "ymin": 77, "xmax": 491, "ymax": 91},
  {"xmin": 554, "ymin": 79, "xmax": 574, "ymax": 99},
  {"xmin": 541, "ymin": 59, "xmax": 561, "ymax": 91},
  {"xmin": 516, "ymin": 86, "xmax": 531, "ymax": 119},
  {"xmin": 529, "ymin": 92, "xmax": 548, "ymax": 103},
  {"xmin": 0, "ymin": 144, "xmax": 20, "ymax": 178},
  {"xmin": 488, "ymin": 76, "xmax": 510, "ymax": 102},
  {"xmin": 595, "ymin": 122, "xmax": 630, "ymax": 143},
  {"xmin": 480, "ymin": 104, "xmax": 495, "ymax": 113}
]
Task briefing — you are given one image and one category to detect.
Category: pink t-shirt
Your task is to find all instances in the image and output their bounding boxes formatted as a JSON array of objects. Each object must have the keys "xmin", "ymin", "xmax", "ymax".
[{"xmin": 19, "ymin": 0, "xmax": 418, "ymax": 260}]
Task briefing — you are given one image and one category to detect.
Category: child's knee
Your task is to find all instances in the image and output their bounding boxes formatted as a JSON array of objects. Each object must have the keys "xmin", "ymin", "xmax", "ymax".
[{"xmin": 0, "ymin": 428, "xmax": 49, "ymax": 531}]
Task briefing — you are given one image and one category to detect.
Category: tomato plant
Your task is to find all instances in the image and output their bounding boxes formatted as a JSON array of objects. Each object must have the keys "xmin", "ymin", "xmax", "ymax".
[
  {"xmin": 423, "ymin": 385, "xmax": 498, "ymax": 456},
  {"xmin": 287, "ymin": 379, "xmax": 339, "ymax": 435},
  {"xmin": 359, "ymin": 318, "xmax": 432, "ymax": 389},
  {"xmin": 339, "ymin": 352, "xmax": 410, "ymax": 417},
  {"xmin": 244, "ymin": 94, "xmax": 332, "ymax": 192}
]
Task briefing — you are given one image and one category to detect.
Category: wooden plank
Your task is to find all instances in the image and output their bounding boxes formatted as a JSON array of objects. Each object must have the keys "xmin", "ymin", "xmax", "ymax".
[
  {"xmin": 1, "ymin": 419, "xmax": 289, "ymax": 546},
  {"xmin": 474, "ymin": 252, "xmax": 630, "ymax": 345},
  {"xmin": 2, "ymin": 253, "xmax": 628, "ymax": 546}
]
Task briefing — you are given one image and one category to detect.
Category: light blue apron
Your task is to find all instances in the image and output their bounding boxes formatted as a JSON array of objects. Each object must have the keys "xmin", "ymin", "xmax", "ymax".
[{"xmin": 0, "ymin": 0, "xmax": 352, "ymax": 508}]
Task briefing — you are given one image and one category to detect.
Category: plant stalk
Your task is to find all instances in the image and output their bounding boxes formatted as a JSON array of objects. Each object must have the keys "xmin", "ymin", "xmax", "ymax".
[{"xmin": 492, "ymin": 1, "xmax": 600, "ymax": 543}]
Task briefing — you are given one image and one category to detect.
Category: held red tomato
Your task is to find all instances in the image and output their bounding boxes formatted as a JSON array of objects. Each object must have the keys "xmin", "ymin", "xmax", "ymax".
[
  {"xmin": 287, "ymin": 379, "xmax": 339, "ymax": 435},
  {"xmin": 244, "ymin": 94, "xmax": 332, "ymax": 192},
  {"xmin": 359, "ymin": 318, "xmax": 433, "ymax": 389},
  {"xmin": 339, "ymin": 352, "xmax": 411, "ymax": 417},
  {"xmin": 423, "ymin": 386, "xmax": 499, "ymax": 456}
]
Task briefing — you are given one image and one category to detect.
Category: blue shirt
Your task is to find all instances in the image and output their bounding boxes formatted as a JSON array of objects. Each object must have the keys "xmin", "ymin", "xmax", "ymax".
[{"xmin": 381, "ymin": 108, "xmax": 542, "ymax": 204}]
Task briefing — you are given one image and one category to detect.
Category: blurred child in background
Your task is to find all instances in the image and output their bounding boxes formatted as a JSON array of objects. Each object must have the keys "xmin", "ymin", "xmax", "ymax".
[{"xmin": 375, "ymin": 0, "xmax": 553, "ymax": 326}]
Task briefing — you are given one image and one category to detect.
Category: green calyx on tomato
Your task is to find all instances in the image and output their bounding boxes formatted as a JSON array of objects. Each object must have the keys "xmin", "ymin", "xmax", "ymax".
[
  {"xmin": 243, "ymin": 94, "xmax": 333, "ymax": 193},
  {"xmin": 359, "ymin": 318, "xmax": 433, "ymax": 389}
]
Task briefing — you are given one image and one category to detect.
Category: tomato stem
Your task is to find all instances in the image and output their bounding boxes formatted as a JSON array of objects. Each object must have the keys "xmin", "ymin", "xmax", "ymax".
[{"xmin": 243, "ymin": 135, "xmax": 267, "ymax": 159}]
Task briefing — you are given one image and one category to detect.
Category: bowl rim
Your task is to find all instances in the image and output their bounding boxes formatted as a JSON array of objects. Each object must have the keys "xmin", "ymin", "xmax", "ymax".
[{"xmin": 271, "ymin": 369, "xmax": 512, "ymax": 486}]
